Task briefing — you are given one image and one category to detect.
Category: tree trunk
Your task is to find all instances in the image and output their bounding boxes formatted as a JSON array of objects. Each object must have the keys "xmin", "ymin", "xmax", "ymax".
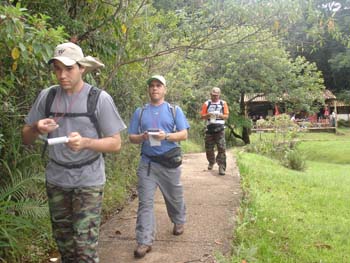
[{"xmin": 240, "ymin": 92, "xmax": 250, "ymax": 144}]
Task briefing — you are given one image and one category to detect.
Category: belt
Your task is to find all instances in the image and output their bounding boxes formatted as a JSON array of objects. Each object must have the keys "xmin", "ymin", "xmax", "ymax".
[{"xmin": 50, "ymin": 155, "xmax": 101, "ymax": 169}]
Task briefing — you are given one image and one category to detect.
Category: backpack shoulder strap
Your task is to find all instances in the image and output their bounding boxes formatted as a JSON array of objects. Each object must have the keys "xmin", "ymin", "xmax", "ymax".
[
  {"xmin": 206, "ymin": 100, "xmax": 211, "ymax": 111},
  {"xmin": 220, "ymin": 100, "xmax": 224, "ymax": 113},
  {"xmin": 206, "ymin": 100, "xmax": 224, "ymax": 113},
  {"xmin": 45, "ymin": 86, "xmax": 59, "ymax": 117},
  {"xmin": 168, "ymin": 103, "xmax": 177, "ymax": 132},
  {"xmin": 87, "ymin": 86, "xmax": 102, "ymax": 138},
  {"xmin": 138, "ymin": 104, "xmax": 149, "ymax": 134},
  {"xmin": 42, "ymin": 86, "xmax": 103, "ymax": 158},
  {"xmin": 42, "ymin": 86, "xmax": 59, "ymax": 157}
]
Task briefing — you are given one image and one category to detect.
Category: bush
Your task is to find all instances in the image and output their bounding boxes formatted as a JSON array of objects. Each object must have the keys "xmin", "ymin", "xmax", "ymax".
[
  {"xmin": 245, "ymin": 114, "xmax": 306, "ymax": 171},
  {"xmin": 188, "ymin": 119, "xmax": 205, "ymax": 147},
  {"xmin": 281, "ymin": 149, "xmax": 306, "ymax": 171},
  {"xmin": 337, "ymin": 119, "xmax": 350, "ymax": 128}
]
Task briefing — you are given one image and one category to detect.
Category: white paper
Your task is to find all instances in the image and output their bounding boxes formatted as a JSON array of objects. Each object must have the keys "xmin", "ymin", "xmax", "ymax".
[
  {"xmin": 209, "ymin": 111, "xmax": 220, "ymax": 123},
  {"xmin": 149, "ymin": 135, "xmax": 161, "ymax": 146},
  {"xmin": 47, "ymin": 136, "xmax": 69, "ymax": 145},
  {"xmin": 148, "ymin": 132, "xmax": 160, "ymax": 136}
]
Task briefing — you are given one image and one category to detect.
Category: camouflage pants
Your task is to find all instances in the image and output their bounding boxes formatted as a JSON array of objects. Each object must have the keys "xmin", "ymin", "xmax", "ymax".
[
  {"xmin": 46, "ymin": 182, "xmax": 104, "ymax": 263},
  {"xmin": 205, "ymin": 130, "xmax": 226, "ymax": 169}
]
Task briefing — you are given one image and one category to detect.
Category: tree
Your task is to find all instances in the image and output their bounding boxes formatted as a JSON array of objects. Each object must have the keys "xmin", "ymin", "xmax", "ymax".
[
  {"xmin": 284, "ymin": 0, "xmax": 350, "ymax": 94},
  {"xmin": 189, "ymin": 29, "xmax": 325, "ymax": 144}
]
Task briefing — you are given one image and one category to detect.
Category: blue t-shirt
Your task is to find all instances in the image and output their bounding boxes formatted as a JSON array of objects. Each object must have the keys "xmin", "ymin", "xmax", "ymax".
[{"xmin": 128, "ymin": 102, "xmax": 190, "ymax": 158}]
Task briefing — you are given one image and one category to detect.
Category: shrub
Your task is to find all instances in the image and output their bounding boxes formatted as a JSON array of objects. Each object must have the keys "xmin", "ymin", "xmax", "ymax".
[
  {"xmin": 188, "ymin": 119, "xmax": 205, "ymax": 147},
  {"xmin": 245, "ymin": 114, "xmax": 305, "ymax": 171},
  {"xmin": 281, "ymin": 149, "xmax": 306, "ymax": 171},
  {"xmin": 337, "ymin": 119, "xmax": 350, "ymax": 128}
]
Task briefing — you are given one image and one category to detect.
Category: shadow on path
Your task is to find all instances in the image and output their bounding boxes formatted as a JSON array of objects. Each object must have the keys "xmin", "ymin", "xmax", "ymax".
[{"xmin": 98, "ymin": 151, "xmax": 241, "ymax": 263}]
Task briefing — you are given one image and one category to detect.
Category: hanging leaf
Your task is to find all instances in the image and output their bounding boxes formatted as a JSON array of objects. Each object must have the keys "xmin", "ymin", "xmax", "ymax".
[
  {"xmin": 273, "ymin": 20, "xmax": 280, "ymax": 32},
  {"xmin": 121, "ymin": 24, "xmax": 127, "ymax": 34},
  {"xmin": 327, "ymin": 18, "xmax": 335, "ymax": 31},
  {"xmin": 11, "ymin": 47, "xmax": 20, "ymax": 60},
  {"xmin": 12, "ymin": 61, "xmax": 18, "ymax": 72}
]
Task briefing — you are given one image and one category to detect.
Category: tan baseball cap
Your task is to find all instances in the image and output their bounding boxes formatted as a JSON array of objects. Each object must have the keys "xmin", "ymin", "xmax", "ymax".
[
  {"xmin": 48, "ymin": 42, "xmax": 104, "ymax": 72},
  {"xmin": 147, "ymin": 75, "xmax": 166, "ymax": 86}
]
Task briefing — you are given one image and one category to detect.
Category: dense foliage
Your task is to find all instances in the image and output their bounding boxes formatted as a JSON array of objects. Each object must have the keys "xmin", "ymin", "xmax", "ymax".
[{"xmin": 0, "ymin": 0, "xmax": 348, "ymax": 261}]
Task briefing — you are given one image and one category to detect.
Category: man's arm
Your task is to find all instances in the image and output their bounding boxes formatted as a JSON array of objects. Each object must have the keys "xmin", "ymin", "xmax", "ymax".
[
  {"xmin": 200, "ymin": 103, "xmax": 211, "ymax": 120},
  {"xmin": 129, "ymin": 129, "xmax": 188, "ymax": 144},
  {"xmin": 151, "ymin": 129, "xmax": 187, "ymax": 142},
  {"xmin": 22, "ymin": 123, "xmax": 41, "ymax": 145},
  {"xmin": 220, "ymin": 101, "xmax": 229, "ymax": 120},
  {"xmin": 67, "ymin": 132, "xmax": 122, "ymax": 153},
  {"xmin": 162, "ymin": 129, "xmax": 188, "ymax": 142},
  {"xmin": 129, "ymin": 132, "xmax": 148, "ymax": 144},
  {"xmin": 22, "ymin": 119, "xmax": 59, "ymax": 145}
]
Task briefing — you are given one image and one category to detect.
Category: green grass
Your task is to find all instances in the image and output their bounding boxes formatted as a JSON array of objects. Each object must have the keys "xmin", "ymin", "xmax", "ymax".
[
  {"xmin": 181, "ymin": 139, "xmax": 204, "ymax": 153},
  {"xmin": 298, "ymin": 140, "xmax": 350, "ymax": 164},
  {"xmin": 232, "ymin": 130, "xmax": 350, "ymax": 262}
]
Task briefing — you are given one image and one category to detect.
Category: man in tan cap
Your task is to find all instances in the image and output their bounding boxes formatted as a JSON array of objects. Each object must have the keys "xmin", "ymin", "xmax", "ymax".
[
  {"xmin": 22, "ymin": 42, "xmax": 126, "ymax": 262},
  {"xmin": 201, "ymin": 87, "xmax": 229, "ymax": 175}
]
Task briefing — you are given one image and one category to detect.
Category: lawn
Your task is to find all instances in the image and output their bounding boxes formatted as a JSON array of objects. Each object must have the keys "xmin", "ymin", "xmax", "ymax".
[{"xmin": 232, "ymin": 130, "xmax": 350, "ymax": 262}]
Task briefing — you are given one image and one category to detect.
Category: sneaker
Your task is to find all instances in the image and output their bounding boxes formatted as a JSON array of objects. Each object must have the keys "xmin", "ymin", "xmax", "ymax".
[
  {"xmin": 173, "ymin": 224, "xmax": 184, "ymax": 236},
  {"xmin": 219, "ymin": 165, "xmax": 225, "ymax": 175},
  {"xmin": 134, "ymin": 244, "xmax": 152, "ymax": 258},
  {"xmin": 208, "ymin": 163, "xmax": 214, "ymax": 170}
]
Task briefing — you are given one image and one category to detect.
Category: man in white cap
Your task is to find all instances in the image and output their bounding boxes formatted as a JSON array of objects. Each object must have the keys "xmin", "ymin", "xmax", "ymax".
[
  {"xmin": 22, "ymin": 42, "xmax": 126, "ymax": 262},
  {"xmin": 201, "ymin": 87, "xmax": 229, "ymax": 175},
  {"xmin": 128, "ymin": 75, "xmax": 190, "ymax": 258}
]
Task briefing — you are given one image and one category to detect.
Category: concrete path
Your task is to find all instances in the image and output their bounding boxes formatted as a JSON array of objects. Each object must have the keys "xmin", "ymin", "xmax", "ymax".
[{"xmin": 98, "ymin": 151, "xmax": 242, "ymax": 263}]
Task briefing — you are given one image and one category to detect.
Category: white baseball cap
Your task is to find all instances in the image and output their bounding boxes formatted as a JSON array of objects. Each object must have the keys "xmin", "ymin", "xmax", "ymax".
[{"xmin": 147, "ymin": 75, "xmax": 166, "ymax": 86}]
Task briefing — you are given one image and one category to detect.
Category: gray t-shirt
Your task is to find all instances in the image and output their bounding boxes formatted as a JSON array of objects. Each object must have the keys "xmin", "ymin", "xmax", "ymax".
[{"xmin": 25, "ymin": 83, "xmax": 126, "ymax": 188}]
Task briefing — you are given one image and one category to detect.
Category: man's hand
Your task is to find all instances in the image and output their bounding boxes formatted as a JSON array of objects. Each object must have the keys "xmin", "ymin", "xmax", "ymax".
[
  {"xmin": 22, "ymin": 118, "xmax": 59, "ymax": 145},
  {"xmin": 36, "ymin": 118, "xmax": 59, "ymax": 134},
  {"xmin": 67, "ymin": 132, "xmax": 85, "ymax": 152}
]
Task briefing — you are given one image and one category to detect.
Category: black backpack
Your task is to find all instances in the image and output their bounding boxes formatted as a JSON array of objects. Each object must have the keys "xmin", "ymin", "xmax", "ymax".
[
  {"xmin": 42, "ymin": 85, "xmax": 103, "ymax": 163},
  {"xmin": 206, "ymin": 100, "xmax": 224, "ymax": 113}
]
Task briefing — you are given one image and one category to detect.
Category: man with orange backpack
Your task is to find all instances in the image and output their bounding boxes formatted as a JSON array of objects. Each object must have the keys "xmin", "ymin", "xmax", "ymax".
[{"xmin": 201, "ymin": 87, "xmax": 229, "ymax": 175}]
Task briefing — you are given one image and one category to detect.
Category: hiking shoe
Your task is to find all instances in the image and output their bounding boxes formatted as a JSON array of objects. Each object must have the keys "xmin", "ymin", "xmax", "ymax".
[
  {"xmin": 219, "ymin": 165, "xmax": 225, "ymax": 175},
  {"xmin": 134, "ymin": 244, "xmax": 152, "ymax": 258},
  {"xmin": 208, "ymin": 163, "xmax": 214, "ymax": 170},
  {"xmin": 173, "ymin": 224, "xmax": 184, "ymax": 236}
]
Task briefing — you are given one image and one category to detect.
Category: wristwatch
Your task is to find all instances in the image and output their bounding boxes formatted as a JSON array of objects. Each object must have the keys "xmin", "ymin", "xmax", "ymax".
[{"xmin": 165, "ymin": 133, "xmax": 170, "ymax": 140}]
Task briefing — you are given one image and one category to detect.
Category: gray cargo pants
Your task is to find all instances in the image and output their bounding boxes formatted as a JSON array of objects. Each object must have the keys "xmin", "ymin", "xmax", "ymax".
[{"xmin": 136, "ymin": 160, "xmax": 186, "ymax": 245}]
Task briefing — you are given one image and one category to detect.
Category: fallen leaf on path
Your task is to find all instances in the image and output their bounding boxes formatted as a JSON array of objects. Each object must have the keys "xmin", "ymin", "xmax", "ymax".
[{"xmin": 214, "ymin": 239, "xmax": 223, "ymax": 245}]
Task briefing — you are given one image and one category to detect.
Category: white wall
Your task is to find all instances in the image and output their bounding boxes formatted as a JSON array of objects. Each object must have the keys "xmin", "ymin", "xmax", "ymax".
[{"xmin": 337, "ymin": 114, "xmax": 349, "ymax": 121}]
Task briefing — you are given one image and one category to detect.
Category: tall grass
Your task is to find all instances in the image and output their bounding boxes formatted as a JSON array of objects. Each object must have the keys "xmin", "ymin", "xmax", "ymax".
[
  {"xmin": 102, "ymin": 141, "xmax": 139, "ymax": 219},
  {"xmin": 232, "ymin": 130, "xmax": 350, "ymax": 262}
]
